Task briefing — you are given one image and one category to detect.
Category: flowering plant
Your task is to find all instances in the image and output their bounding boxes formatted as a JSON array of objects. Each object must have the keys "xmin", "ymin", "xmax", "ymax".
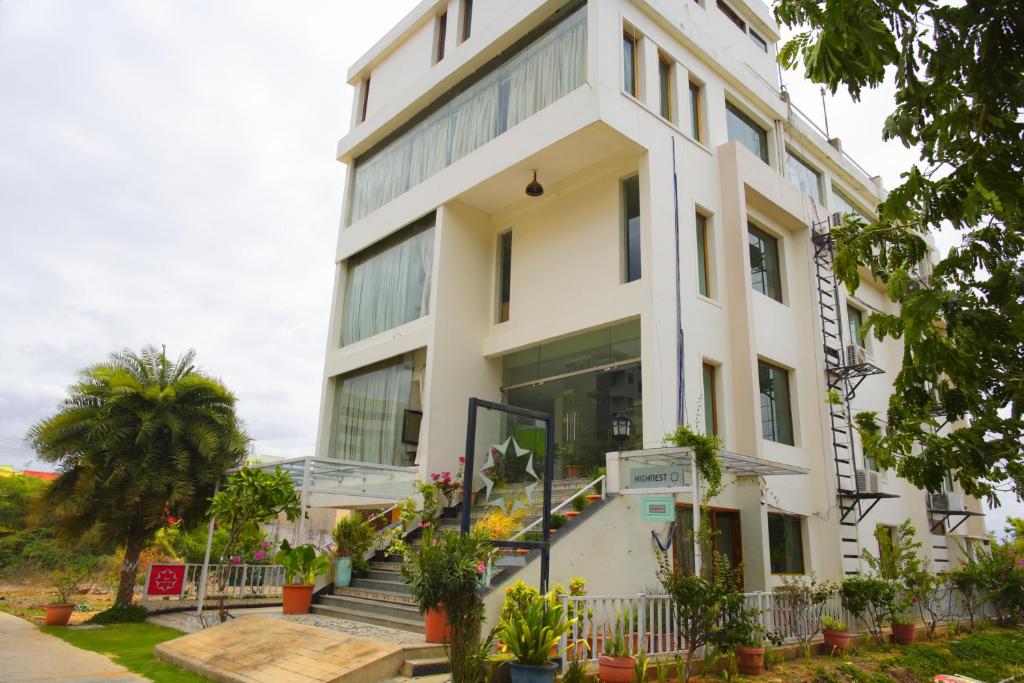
[{"xmin": 428, "ymin": 456, "xmax": 466, "ymax": 505}]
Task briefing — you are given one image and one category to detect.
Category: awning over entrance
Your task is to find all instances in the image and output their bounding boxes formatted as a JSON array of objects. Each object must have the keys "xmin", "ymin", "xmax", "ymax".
[{"xmin": 716, "ymin": 449, "xmax": 809, "ymax": 477}]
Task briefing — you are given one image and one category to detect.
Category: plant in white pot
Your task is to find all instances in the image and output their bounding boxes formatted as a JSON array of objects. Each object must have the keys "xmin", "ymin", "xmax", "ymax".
[
  {"xmin": 496, "ymin": 595, "xmax": 573, "ymax": 683},
  {"xmin": 331, "ymin": 511, "xmax": 374, "ymax": 588}
]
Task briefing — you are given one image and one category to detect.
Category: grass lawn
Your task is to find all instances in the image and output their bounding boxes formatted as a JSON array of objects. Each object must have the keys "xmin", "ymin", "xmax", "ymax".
[{"xmin": 42, "ymin": 622, "xmax": 210, "ymax": 683}]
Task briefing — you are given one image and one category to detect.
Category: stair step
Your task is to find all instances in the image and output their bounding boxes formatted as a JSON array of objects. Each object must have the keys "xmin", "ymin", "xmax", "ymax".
[
  {"xmin": 401, "ymin": 657, "xmax": 450, "ymax": 677},
  {"xmin": 319, "ymin": 593, "xmax": 421, "ymax": 621},
  {"xmin": 351, "ymin": 576, "xmax": 411, "ymax": 594},
  {"xmin": 334, "ymin": 586, "xmax": 417, "ymax": 606},
  {"xmin": 362, "ymin": 568, "xmax": 402, "ymax": 581},
  {"xmin": 310, "ymin": 603, "xmax": 424, "ymax": 634}
]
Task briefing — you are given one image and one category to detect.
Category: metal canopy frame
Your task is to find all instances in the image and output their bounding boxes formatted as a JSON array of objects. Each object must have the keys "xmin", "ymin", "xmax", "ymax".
[{"xmin": 927, "ymin": 508, "xmax": 986, "ymax": 535}]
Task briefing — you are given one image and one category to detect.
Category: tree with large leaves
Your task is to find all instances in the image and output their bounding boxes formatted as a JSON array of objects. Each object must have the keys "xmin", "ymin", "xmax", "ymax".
[
  {"xmin": 29, "ymin": 346, "xmax": 248, "ymax": 606},
  {"xmin": 775, "ymin": 0, "xmax": 1024, "ymax": 503}
]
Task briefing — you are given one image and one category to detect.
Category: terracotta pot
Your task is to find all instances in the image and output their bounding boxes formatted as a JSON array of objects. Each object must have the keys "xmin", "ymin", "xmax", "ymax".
[
  {"xmin": 515, "ymin": 548, "xmax": 530, "ymax": 555},
  {"xmin": 566, "ymin": 510, "xmax": 581, "ymax": 519},
  {"xmin": 565, "ymin": 465, "xmax": 585, "ymax": 479},
  {"xmin": 44, "ymin": 604, "xmax": 74, "ymax": 626},
  {"xmin": 598, "ymin": 654, "xmax": 635, "ymax": 682},
  {"xmin": 281, "ymin": 584, "xmax": 314, "ymax": 614},
  {"xmin": 823, "ymin": 628, "xmax": 853, "ymax": 650},
  {"xmin": 892, "ymin": 623, "xmax": 916, "ymax": 645},
  {"xmin": 424, "ymin": 606, "xmax": 451, "ymax": 644},
  {"xmin": 736, "ymin": 645, "xmax": 765, "ymax": 676},
  {"xmin": 586, "ymin": 494, "xmax": 602, "ymax": 503}
]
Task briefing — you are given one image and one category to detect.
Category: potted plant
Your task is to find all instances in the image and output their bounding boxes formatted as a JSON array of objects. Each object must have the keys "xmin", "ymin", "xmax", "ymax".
[
  {"xmin": 331, "ymin": 511, "xmax": 374, "ymax": 588},
  {"xmin": 274, "ymin": 540, "xmax": 331, "ymax": 614},
  {"xmin": 550, "ymin": 513, "xmax": 567, "ymax": 533},
  {"xmin": 821, "ymin": 615, "xmax": 853, "ymax": 650},
  {"xmin": 496, "ymin": 596, "xmax": 573, "ymax": 683},
  {"xmin": 45, "ymin": 565, "xmax": 85, "ymax": 626},
  {"xmin": 891, "ymin": 607, "xmax": 917, "ymax": 644},
  {"xmin": 598, "ymin": 626, "xmax": 634, "ymax": 682}
]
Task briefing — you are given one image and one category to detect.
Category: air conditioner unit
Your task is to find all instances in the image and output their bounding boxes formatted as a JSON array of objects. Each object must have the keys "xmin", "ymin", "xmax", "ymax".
[
  {"xmin": 855, "ymin": 469, "xmax": 880, "ymax": 494},
  {"xmin": 929, "ymin": 493, "xmax": 948, "ymax": 511},
  {"xmin": 846, "ymin": 344, "xmax": 866, "ymax": 367}
]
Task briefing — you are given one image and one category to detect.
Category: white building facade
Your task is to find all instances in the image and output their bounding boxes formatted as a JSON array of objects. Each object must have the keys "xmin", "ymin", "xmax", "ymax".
[{"xmin": 314, "ymin": 0, "xmax": 985, "ymax": 593}]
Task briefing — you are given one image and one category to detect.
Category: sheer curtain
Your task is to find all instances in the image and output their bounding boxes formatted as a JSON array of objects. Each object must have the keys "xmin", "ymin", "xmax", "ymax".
[
  {"xmin": 330, "ymin": 357, "xmax": 413, "ymax": 465},
  {"xmin": 342, "ymin": 223, "xmax": 435, "ymax": 345},
  {"xmin": 348, "ymin": 5, "xmax": 588, "ymax": 224}
]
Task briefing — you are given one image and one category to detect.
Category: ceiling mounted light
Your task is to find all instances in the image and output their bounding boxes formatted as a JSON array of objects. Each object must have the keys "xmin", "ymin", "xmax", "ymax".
[{"xmin": 525, "ymin": 170, "xmax": 544, "ymax": 197}]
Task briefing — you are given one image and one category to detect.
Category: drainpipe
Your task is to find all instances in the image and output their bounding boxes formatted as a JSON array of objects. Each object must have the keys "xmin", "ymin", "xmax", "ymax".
[{"xmin": 672, "ymin": 137, "xmax": 686, "ymax": 428}]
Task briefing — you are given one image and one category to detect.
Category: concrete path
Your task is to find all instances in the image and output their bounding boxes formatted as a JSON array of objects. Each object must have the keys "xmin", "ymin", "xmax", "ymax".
[{"xmin": 0, "ymin": 611, "xmax": 150, "ymax": 683}]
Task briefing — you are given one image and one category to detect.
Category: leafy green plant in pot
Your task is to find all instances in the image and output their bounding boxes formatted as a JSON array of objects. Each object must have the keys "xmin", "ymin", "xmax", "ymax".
[
  {"xmin": 274, "ymin": 540, "xmax": 331, "ymax": 614},
  {"xmin": 599, "ymin": 625, "xmax": 635, "ymax": 682},
  {"xmin": 45, "ymin": 565, "xmax": 87, "ymax": 626},
  {"xmin": 496, "ymin": 596, "xmax": 573, "ymax": 683},
  {"xmin": 331, "ymin": 511, "xmax": 374, "ymax": 588},
  {"xmin": 821, "ymin": 615, "xmax": 852, "ymax": 650}
]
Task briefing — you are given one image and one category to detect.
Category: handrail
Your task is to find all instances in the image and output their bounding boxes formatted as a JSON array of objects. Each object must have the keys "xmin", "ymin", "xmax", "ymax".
[{"xmin": 507, "ymin": 475, "xmax": 606, "ymax": 543}]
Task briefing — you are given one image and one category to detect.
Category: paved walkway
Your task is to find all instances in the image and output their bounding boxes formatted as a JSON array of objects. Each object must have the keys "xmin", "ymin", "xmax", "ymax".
[{"xmin": 0, "ymin": 611, "xmax": 149, "ymax": 682}]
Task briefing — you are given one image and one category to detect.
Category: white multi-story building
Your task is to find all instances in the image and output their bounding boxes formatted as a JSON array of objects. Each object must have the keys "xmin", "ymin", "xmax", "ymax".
[{"xmin": 313, "ymin": 0, "xmax": 985, "ymax": 598}]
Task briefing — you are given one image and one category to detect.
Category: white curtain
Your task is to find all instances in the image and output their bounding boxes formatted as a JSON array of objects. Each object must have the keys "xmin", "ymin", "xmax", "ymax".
[
  {"xmin": 331, "ymin": 357, "xmax": 413, "ymax": 465},
  {"xmin": 350, "ymin": 139, "xmax": 411, "ymax": 223},
  {"xmin": 408, "ymin": 109, "xmax": 451, "ymax": 188},
  {"xmin": 450, "ymin": 71, "xmax": 501, "ymax": 162},
  {"xmin": 342, "ymin": 224, "xmax": 434, "ymax": 345}
]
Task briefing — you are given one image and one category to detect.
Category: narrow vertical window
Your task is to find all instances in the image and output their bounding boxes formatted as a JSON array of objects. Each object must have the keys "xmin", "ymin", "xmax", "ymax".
[
  {"xmin": 623, "ymin": 175, "xmax": 641, "ymax": 282},
  {"xmin": 748, "ymin": 224, "xmax": 782, "ymax": 302},
  {"xmin": 702, "ymin": 363, "xmax": 718, "ymax": 436},
  {"xmin": 758, "ymin": 360, "xmax": 794, "ymax": 445},
  {"xmin": 768, "ymin": 514, "xmax": 805, "ymax": 573},
  {"xmin": 358, "ymin": 76, "xmax": 370, "ymax": 123},
  {"xmin": 658, "ymin": 53, "xmax": 673, "ymax": 121},
  {"xmin": 847, "ymin": 305, "xmax": 864, "ymax": 348},
  {"xmin": 623, "ymin": 31, "xmax": 637, "ymax": 97},
  {"xmin": 689, "ymin": 81, "xmax": 703, "ymax": 142},
  {"xmin": 435, "ymin": 12, "xmax": 447, "ymax": 63},
  {"xmin": 460, "ymin": 0, "xmax": 473, "ymax": 42},
  {"xmin": 497, "ymin": 231, "xmax": 512, "ymax": 322},
  {"xmin": 696, "ymin": 212, "xmax": 710, "ymax": 297}
]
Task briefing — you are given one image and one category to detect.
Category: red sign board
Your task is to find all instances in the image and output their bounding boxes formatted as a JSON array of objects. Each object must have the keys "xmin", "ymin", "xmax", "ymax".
[{"xmin": 146, "ymin": 564, "xmax": 186, "ymax": 597}]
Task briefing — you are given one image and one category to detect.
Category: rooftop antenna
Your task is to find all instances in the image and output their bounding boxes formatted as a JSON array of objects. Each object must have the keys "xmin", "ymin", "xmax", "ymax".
[{"xmin": 820, "ymin": 86, "xmax": 830, "ymax": 138}]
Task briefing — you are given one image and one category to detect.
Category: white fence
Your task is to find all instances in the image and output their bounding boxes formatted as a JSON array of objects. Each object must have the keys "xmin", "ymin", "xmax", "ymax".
[{"xmin": 142, "ymin": 563, "xmax": 285, "ymax": 601}]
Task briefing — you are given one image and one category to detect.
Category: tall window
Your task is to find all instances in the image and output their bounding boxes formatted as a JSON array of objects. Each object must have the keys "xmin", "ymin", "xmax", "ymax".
[
  {"xmin": 696, "ymin": 212, "xmax": 710, "ymax": 297},
  {"xmin": 716, "ymin": 0, "xmax": 746, "ymax": 31},
  {"xmin": 623, "ymin": 30, "xmax": 638, "ymax": 96},
  {"xmin": 748, "ymin": 225, "xmax": 782, "ymax": 302},
  {"xmin": 459, "ymin": 0, "xmax": 473, "ymax": 42},
  {"xmin": 497, "ymin": 231, "xmax": 512, "ymax": 322},
  {"xmin": 786, "ymin": 150, "xmax": 823, "ymax": 203},
  {"xmin": 330, "ymin": 355, "xmax": 414, "ymax": 465},
  {"xmin": 702, "ymin": 363, "xmax": 718, "ymax": 436},
  {"xmin": 768, "ymin": 514, "xmax": 804, "ymax": 573},
  {"xmin": 726, "ymin": 102, "xmax": 769, "ymax": 163},
  {"xmin": 658, "ymin": 53, "xmax": 673, "ymax": 121},
  {"xmin": 674, "ymin": 506, "xmax": 742, "ymax": 583},
  {"xmin": 832, "ymin": 186, "xmax": 864, "ymax": 219},
  {"xmin": 749, "ymin": 29, "xmax": 768, "ymax": 52},
  {"xmin": 758, "ymin": 360, "xmax": 794, "ymax": 445},
  {"xmin": 434, "ymin": 12, "xmax": 448, "ymax": 63},
  {"xmin": 689, "ymin": 81, "xmax": 703, "ymax": 142},
  {"xmin": 847, "ymin": 305, "xmax": 864, "ymax": 348},
  {"xmin": 342, "ymin": 216, "xmax": 435, "ymax": 345},
  {"xmin": 358, "ymin": 76, "xmax": 370, "ymax": 123},
  {"xmin": 623, "ymin": 175, "xmax": 641, "ymax": 282}
]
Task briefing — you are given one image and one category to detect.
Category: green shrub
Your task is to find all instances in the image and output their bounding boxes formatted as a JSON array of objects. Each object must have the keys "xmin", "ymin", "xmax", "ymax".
[
  {"xmin": 87, "ymin": 604, "xmax": 148, "ymax": 624},
  {"xmin": 572, "ymin": 495, "xmax": 586, "ymax": 512},
  {"xmin": 331, "ymin": 512, "xmax": 375, "ymax": 573},
  {"xmin": 550, "ymin": 513, "xmax": 567, "ymax": 530},
  {"xmin": 840, "ymin": 575, "xmax": 897, "ymax": 645}
]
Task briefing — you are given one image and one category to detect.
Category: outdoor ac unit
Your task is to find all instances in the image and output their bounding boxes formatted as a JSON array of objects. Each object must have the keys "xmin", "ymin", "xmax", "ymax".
[
  {"xmin": 846, "ymin": 344, "xmax": 866, "ymax": 367},
  {"xmin": 856, "ymin": 469, "xmax": 880, "ymax": 494},
  {"xmin": 930, "ymin": 493, "xmax": 964, "ymax": 512}
]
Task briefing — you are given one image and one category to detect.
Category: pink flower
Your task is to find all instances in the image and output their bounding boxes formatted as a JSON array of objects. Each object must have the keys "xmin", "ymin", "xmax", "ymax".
[
  {"xmin": 229, "ymin": 555, "xmax": 242, "ymax": 565},
  {"xmin": 260, "ymin": 540, "xmax": 270, "ymax": 550},
  {"xmin": 476, "ymin": 561, "xmax": 485, "ymax": 575},
  {"xmin": 458, "ymin": 456, "xmax": 465, "ymax": 464},
  {"xmin": 431, "ymin": 473, "xmax": 440, "ymax": 480},
  {"xmin": 418, "ymin": 521, "xmax": 431, "ymax": 528},
  {"xmin": 253, "ymin": 549, "xmax": 266, "ymax": 561}
]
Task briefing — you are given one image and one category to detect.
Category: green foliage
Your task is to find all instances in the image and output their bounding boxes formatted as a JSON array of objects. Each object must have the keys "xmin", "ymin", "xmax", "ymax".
[
  {"xmin": 331, "ymin": 512, "xmax": 374, "ymax": 573},
  {"xmin": 822, "ymin": 615, "xmax": 846, "ymax": 632},
  {"xmin": 774, "ymin": 0, "xmax": 1024, "ymax": 503},
  {"xmin": 860, "ymin": 520, "xmax": 924, "ymax": 626},
  {"xmin": 665, "ymin": 425, "xmax": 721, "ymax": 498},
  {"xmin": 884, "ymin": 628, "xmax": 1024, "ymax": 682},
  {"xmin": 572, "ymin": 495, "xmax": 586, "ymax": 512},
  {"xmin": 87, "ymin": 604, "xmax": 149, "ymax": 624},
  {"xmin": 632, "ymin": 648, "xmax": 649, "ymax": 682},
  {"xmin": 0, "ymin": 474, "xmax": 46, "ymax": 533},
  {"xmin": 496, "ymin": 595, "xmax": 573, "ymax": 667},
  {"xmin": 776, "ymin": 575, "xmax": 838, "ymax": 645},
  {"xmin": 28, "ymin": 346, "xmax": 249, "ymax": 606},
  {"xmin": 500, "ymin": 579, "xmax": 541, "ymax": 623},
  {"xmin": 603, "ymin": 627, "xmax": 630, "ymax": 658},
  {"xmin": 840, "ymin": 575, "xmax": 898, "ymax": 645},
  {"xmin": 562, "ymin": 654, "xmax": 589, "ymax": 683},
  {"xmin": 550, "ymin": 513, "xmax": 567, "ymax": 530},
  {"xmin": 50, "ymin": 564, "xmax": 90, "ymax": 604},
  {"xmin": 274, "ymin": 540, "xmax": 330, "ymax": 585}
]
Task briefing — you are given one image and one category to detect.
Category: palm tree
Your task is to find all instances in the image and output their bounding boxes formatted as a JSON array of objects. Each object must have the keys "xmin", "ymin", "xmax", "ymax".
[{"xmin": 29, "ymin": 346, "xmax": 249, "ymax": 607}]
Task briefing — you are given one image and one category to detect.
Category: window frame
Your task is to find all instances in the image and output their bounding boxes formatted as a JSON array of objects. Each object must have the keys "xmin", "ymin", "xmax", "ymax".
[
  {"xmin": 658, "ymin": 52, "xmax": 673, "ymax": 122},
  {"xmin": 716, "ymin": 0, "xmax": 747, "ymax": 31},
  {"xmin": 725, "ymin": 101, "xmax": 770, "ymax": 164},
  {"xmin": 749, "ymin": 29, "xmax": 768, "ymax": 52},
  {"xmin": 696, "ymin": 210, "xmax": 711, "ymax": 298},
  {"xmin": 758, "ymin": 359, "xmax": 795, "ymax": 446},
  {"xmin": 496, "ymin": 230, "xmax": 512, "ymax": 323},
  {"xmin": 847, "ymin": 304, "xmax": 865, "ymax": 349},
  {"xmin": 622, "ymin": 174, "xmax": 642, "ymax": 283},
  {"xmin": 459, "ymin": 0, "xmax": 473, "ymax": 43},
  {"xmin": 434, "ymin": 11, "xmax": 448, "ymax": 63},
  {"xmin": 688, "ymin": 80, "xmax": 704, "ymax": 142},
  {"xmin": 786, "ymin": 148, "xmax": 824, "ymax": 203},
  {"xmin": 768, "ymin": 513, "xmax": 805, "ymax": 574},
  {"xmin": 702, "ymin": 362, "xmax": 718, "ymax": 437},
  {"xmin": 623, "ymin": 28, "xmax": 638, "ymax": 97},
  {"xmin": 357, "ymin": 76, "xmax": 370, "ymax": 123},
  {"xmin": 748, "ymin": 223, "xmax": 783, "ymax": 303}
]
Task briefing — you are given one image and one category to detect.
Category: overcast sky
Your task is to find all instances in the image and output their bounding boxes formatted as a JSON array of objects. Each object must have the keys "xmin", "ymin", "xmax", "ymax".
[{"xmin": 0, "ymin": 1, "xmax": 1017, "ymax": 535}]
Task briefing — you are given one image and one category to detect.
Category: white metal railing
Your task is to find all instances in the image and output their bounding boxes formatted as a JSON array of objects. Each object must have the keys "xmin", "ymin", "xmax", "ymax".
[
  {"xmin": 508, "ymin": 475, "xmax": 605, "ymax": 543},
  {"xmin": 144, "ymin": 564, "xmax": 285, "ymax": 601}
]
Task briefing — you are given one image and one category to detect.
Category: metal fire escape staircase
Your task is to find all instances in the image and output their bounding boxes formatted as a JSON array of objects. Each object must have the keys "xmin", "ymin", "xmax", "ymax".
[{"xmin": 811, "ymin": 215, "xmax": 895, "ymax": 575}]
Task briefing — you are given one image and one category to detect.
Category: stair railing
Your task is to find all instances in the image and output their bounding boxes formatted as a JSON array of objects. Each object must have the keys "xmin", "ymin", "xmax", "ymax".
[{"xmin": 507, "ymin": 475, "xmax": 605, "ymax": 544}]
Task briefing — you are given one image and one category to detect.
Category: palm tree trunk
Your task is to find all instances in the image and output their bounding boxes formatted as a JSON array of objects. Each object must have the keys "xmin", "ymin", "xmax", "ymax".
[{"xmin": 115, "ymin": 535, "xmax": 145, "ymax": 607}]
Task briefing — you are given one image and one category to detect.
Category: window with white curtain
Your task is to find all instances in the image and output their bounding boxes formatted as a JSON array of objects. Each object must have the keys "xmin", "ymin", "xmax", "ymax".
[
  {"xmin": 348, "ymin": 4, "xmax": 588, "ymax": 224},
  {"xmin": 342, "ymin": 215, "xmax": 435, "ymax": 345},
  {"xmin": 329, "ymin": 355, "xmax": 414, "ymax": 465}
]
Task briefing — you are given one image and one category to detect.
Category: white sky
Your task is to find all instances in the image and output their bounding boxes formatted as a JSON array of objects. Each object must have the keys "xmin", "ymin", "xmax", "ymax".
[{"xmin": 0, "ymin": 1, "xmax": 1017, "ymax": 536}]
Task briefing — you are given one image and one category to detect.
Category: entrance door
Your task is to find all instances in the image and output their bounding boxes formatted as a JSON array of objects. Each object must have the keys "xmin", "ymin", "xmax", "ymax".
[{"xmin": 672, "ymin": 505, "xmax": 743, "ymax": 588}]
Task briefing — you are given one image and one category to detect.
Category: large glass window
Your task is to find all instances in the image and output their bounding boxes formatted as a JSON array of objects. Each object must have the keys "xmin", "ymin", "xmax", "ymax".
[
  {"xmin": 702, "ymin": 363, "xmax": 718, "ymax": 436},
  {"xmin": 786, "ymin": 150, "xmax": 823, "ymax": 203},
  {"xmin": 342, "ymin": 216, "xmax": 435, "ymax": 345},
  {"xmin": 623, "ymin": 30, "xmax": 638, "ymax": 97},
  {"xmin": 330, "ymin": 355, "xmax": 414, "ymax": 465},
  {"xmin": 349, "ymin": 5, "xmax": 587, "ymax": 223},
  {"xmin": 768, "ymin": 514, "xmax": 805, "ymax": 573},
  {"xmin": 696, "ymin": 212, "xmax": 710, "ymax": 297},
  {"xmin": 759, "ymin": 360, "xmax": 794, "ymax": 445},
  {"xmin": 832, "ymin": 186, "xmax": 866, "ymax": 219},
  {"xmin": 623, "ymin": 175, "xmax": 641, "ymax": 282},
  {"xmin": 726, "ymin": 102, "xmax": 769, "ymax": 164},
  {"xmin": 748, "ymin": 225, "xmax": 782, "ymax": 302}
]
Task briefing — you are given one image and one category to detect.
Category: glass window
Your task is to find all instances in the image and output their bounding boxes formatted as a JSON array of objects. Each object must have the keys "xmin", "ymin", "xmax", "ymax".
[
  {"xmin": 673, "ymin": 506, "xmax": 743, "ymax": 583},
  {"xmin": 748, "ymin": 225, "xmax": 782, "ymax": 302},
  {"xmin": 342, "ymin": 216, "xmax": 435, "ymax": 345},
  {"xmin": 358, "ymin": 77, "xmax": 370, "ymax": 123},
  {"xmin": 847, "ymin": 305, "xmax": 864, "ymax": 348},
  {"xmin": 749, "ymin": 29, "xmax": 768, "ymax": 52},
  {"xmin": 435, "ymin": 12, "xmax": 447, "ymax": 63},
  {"xmin": 658, "ymin": 54, "xmax": 673, "ymax": 121},
  {"xmin": 689, "ymin": 81, "xmax": 703, "ymax": 142},
  {"xmin": 623, "ymin": 175, "xmax": 641, "ymax": 282},
  {"xmin": 623, "ymin": 31, "xmax": 637, "ymax": 96},
  {"xmin": 696, "ymin": 212, "xmax": 710, "ymax": 297},
  {"xmin": 759, "ymin": 360, "xmax": 794, "ymax": 445},
  {"xmin": 330, "ymin": 355, "xmax": 414, "ymax": 465},
  {"xmin": 702, "ymin": 363, "xmax": 718, "ymax": 436},
  {"xmin": 768, "ymin": 514, "xmax": 805, "ymax": 573},
  {"xmin": 460, "ymin": 0, "xmax": 473, "ymax": 42},
  {"xmin": 350, "ymin": 6, "xmax": 587, "ymax": 223},
  {"xmin": 716, "ymin": 0, "xmax": 746, "ymax": 31},
  {"xmin": 502, "ymin": 320, "xmax": 641, "ymax": 387},
  {"xmin": 786, "ymin": 150, "xmax": 823, "ymax": 203},
  {"xmin": 832, "ymin": 186, "xmax": 865, "ymax": 219},
  {"xmin": 497, "ymin": 231, "xmax": 512, "ymax": 322},
  {"xmin": 726, "ymin": 102, "xmax": 769, "ymax": 163}
]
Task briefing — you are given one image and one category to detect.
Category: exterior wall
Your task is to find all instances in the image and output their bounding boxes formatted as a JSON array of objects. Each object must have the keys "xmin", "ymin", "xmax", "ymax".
[{"xmin": 317, "ymin": 0, "xmax": 985, "ymax": 592}]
